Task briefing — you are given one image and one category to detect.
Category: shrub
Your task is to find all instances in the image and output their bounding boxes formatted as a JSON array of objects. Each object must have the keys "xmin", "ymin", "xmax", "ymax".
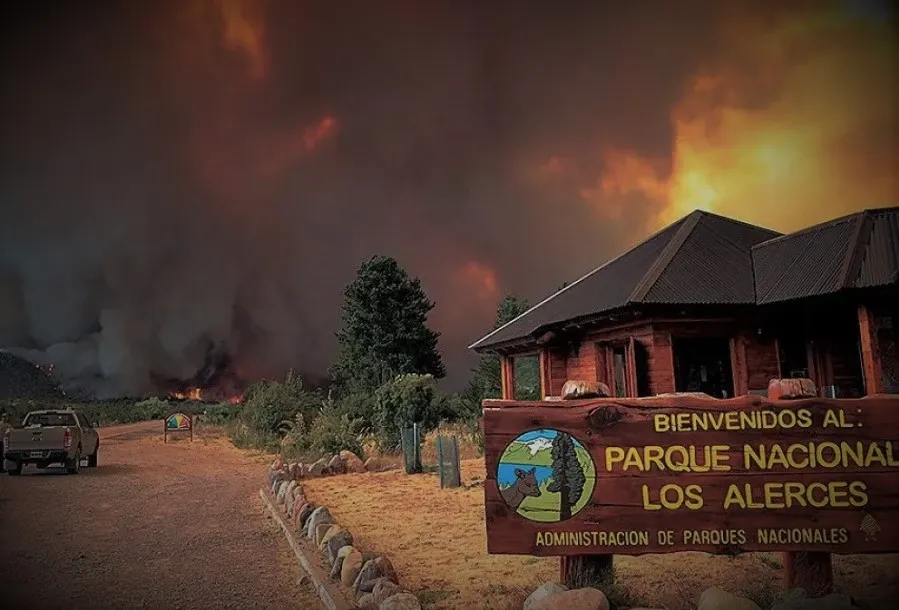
[
  {"xmin": 237, "ymin": 370, "xmax": 322, "ymax": 437},
  {"xmin": 372, "ymin": 373, "xmax": 442, "ymax": 451},
  {"xmin": 135, "ymin": 397, "xmax": 172, "ymax": 420},
  {"xmin": 280, "ymin": 405, "xmax": 367, "ymax": 460},
  {"xmin": 199, "ymin": 402, "xmax": 238, "ymax": 426}
]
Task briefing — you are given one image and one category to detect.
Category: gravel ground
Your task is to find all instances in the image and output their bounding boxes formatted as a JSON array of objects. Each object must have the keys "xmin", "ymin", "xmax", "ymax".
[{"xmin": 0, "ymin": 421, "xmax": 323, "ymax": 610}]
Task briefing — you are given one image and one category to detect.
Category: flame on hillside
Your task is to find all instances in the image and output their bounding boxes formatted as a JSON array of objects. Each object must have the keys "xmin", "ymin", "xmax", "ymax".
[{"xmin": 168, "ymin": 386, "xmax": 243, "ymax": 404}]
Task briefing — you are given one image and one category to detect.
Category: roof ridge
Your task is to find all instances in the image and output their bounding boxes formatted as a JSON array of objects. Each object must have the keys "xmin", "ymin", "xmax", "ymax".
[
  {"xmin": 752, "ymin": 210, "xmax": 867, "ymax": 248},
  {"xmin": 627, "ymin": 210, "xmax": 703, "ymax": 303},
  {"xmin": 839, "ymin": 210, "xmax": 875, "ymax": 289},
  {"xmin": 467, "ymin": 214, "xmax": 690, "ymax": 350}
]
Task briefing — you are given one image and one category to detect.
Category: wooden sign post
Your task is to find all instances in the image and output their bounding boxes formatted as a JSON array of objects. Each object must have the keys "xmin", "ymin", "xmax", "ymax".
[
  {"xmin": 482, "ymin": 391, "xmax": 899, "ymax": 592},
  {"xmin": 164, "ymin": 412, "xmax": 193, "ymax": 443}
]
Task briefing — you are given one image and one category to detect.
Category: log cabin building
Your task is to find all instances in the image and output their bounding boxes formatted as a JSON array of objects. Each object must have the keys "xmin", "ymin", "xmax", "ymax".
[{"xmin": 470, "ymin": 207, "xmax": 899, "ymax": 400}]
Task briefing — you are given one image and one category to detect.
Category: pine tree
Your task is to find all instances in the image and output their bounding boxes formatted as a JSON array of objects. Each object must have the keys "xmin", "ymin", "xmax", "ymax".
[
  {"xmin": 548, "ymin": 432, "xmax": 585, "ymax": 520},
  {"xmin": 330, "ymin": 255, "xmax": 445, "ymax": 396}
]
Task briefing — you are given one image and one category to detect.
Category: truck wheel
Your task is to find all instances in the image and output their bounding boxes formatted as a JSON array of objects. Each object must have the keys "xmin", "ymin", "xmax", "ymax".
[
  {"xmin": 7, "ymin": 462, "xmax": 22, "ymax": 476},
  {"xmin": 66, "ymin": 449, "xmax": 81, "ymax": 475},
  {"xmin": 87, "ymin": 449, "xmax": 98, "ymax": 468}
]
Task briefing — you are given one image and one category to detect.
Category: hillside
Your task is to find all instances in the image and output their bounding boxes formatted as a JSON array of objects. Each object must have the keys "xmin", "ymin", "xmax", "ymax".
[{"xmin": 0, "ymin": 351, "xmax": 64, "ymax": 400}]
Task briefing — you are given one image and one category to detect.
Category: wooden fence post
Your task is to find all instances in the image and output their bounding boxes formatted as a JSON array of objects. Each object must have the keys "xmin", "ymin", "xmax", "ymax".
[{"xmin": 768, "ymin": 377, "xmax": 834, "ymax": 597}]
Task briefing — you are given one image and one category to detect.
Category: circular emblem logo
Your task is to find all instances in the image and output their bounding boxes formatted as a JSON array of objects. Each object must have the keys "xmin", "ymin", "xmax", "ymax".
[{"xmin": 497, "ymin": 428, "xmax": 596, "ymax": 522}]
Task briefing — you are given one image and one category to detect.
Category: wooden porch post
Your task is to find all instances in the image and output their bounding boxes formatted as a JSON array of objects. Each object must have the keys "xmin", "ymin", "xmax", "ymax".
[
  {"xmin": 858, "ymin": 305, "xmax": 884, "ymax": 395},
  {"xmin": 729, "ymin": 334, "xmax": 749, "ymax": 396},
  {"xmin": 500, "ymin": 356, "xmax": 516, "ymax": 400},
  {"xmin": 538, "ymin": 349, "xmax": 551, "ymax": 399}
]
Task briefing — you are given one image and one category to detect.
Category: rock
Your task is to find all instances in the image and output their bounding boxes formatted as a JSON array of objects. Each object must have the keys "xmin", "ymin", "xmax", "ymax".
[
  {"xmin": 353, "ymin": 556, "xmax": 398, "ymax": 595},
  {"xmin": 305, "ymin": 506, "xmax": 334, "ymax": 539},
  {"xmin": 323, "ymin": 528, "xmax": 354, "ymax": 564},
  {"xmin": 529, "ymin": 588, "xmax": 608, "ymax": 610},
  {"xmin": 296, "ymin": 463, "xmax": 307, "ymax": 478},
  {"xmin": 286, "ymin": 494, "xmax": 296, "ymax": 517},
  {"xmin": 276, "ymin": 481, "xmax": 290, "ymax": 503},
  {"xmin": 308, "ymin": 458, "xmax": 327, "ymax": 477},
  {"xmin": 363, "ymin": 457, "xmax": 381, "ymax": 471},
  {"xmin": 318, "ymin": 524, "xmax": 342, "ymax": 550},
  {"xmin": 697, "ymin": 587, "xmax": 761, "ymax": 610},
  {"xmin": 331, "ymin": 545, "xmax": 355, "ymax": 579},
  {"xmin": 357, "ymin": 579, "xmax": 402, "ymax": 608},
  {"xmin": 315, "ymin": 523, "xmax": 334, "ymax": 546},
  {"xmin": 341, "ymin": 549, "xmax": 364, "ymax": 587},
  {"xmin": 561, "ymin": 379, "xmax": 611, "ymax": 399},
  {"xmin": 771, "ymin": 589, "xmax": 858, "ymax": 610},
  {"xmin": 282, "ymin": 481, "xmax": 297, "ymax": 504},
  {"xmin": 524, "ymin": 583, "xmax": 569, "ymax": 610},
  {"xmin": 379, "ymin": 593, "xmax": 422, "ymax": 610},
  {"xmin": 327, "ymin": 454, "xmax": 346, "ymax": 474},
  {"xmin": 340, "ymin": 450, "xmax": 366, "ymax": 473},
  {"xmin": 297, "ymin": 503, "xmax": 314, "ymax": 529},
  {"xmin": 287, "ymin": 462, "xmax": 298, "ymax": 479}
]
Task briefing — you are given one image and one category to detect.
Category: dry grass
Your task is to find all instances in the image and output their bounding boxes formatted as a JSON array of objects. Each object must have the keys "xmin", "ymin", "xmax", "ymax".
[{"xmin": 302, "ymin": 428, "xmax": 899, "ymax": 610}]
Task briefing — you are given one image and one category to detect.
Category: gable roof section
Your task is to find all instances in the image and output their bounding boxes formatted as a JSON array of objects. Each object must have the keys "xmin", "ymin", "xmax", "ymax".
[
  {"xmin": 752, "ymin": 207, "xmax": 899, "ymax": 305},
  {"xmin": 470, "ymin": 210, "xmax": 780, "ymax": 351}
]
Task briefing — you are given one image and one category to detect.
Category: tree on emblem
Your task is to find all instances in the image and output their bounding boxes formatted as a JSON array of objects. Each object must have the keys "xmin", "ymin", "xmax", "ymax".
[{"xmin": 548, "ymin": 431, "xmax": 585, "ymax": 520}]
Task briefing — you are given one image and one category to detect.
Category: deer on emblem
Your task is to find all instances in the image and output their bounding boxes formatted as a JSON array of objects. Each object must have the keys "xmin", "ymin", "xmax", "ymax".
[{"xmin": 501, "ymin": 467, "xmax": 542, "ymax": 510}]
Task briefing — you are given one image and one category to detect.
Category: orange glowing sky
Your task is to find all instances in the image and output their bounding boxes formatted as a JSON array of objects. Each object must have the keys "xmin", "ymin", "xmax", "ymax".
[
  {"xmin": 580, "ymin": 4, "xmax": 897, "ymax": 236},
  {"xmin": 1, "ymin": 0, "xmax": 895, "ymax": 393}
]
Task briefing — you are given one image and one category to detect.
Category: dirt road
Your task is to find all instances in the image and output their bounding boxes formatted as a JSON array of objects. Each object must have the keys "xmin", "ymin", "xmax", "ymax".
[{"xmin": 0, "ymin": 421, "xmax": 323, "ymax": 610}]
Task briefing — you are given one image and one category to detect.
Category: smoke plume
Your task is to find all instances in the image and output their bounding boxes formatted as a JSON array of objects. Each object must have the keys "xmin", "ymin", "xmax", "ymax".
[{"xmin": 0, "ymin": 1, "xmax": 895, "ymax": 397}]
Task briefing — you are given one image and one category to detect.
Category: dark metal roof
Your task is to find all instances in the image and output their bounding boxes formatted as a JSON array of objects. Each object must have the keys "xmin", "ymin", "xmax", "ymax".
[
  {"xmin": 752, "ymin": 207, "xmax": 899, "ymax": 305},
  {"xmin": 470, "ymin": 210, "xmax": 780, "ymax": 351},
  {"xmin": 641, "ymin": 212, "xmax": 780, "ymax": 304}
]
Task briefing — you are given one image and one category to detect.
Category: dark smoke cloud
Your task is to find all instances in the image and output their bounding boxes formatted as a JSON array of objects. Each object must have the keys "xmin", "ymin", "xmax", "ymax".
[{"xmin": 2, "ymin": 1, "xmax": 884, "ymax": 396}]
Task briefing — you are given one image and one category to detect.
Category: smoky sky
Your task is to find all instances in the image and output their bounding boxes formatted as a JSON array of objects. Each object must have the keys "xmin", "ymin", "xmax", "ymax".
[{"xmin": 1, "ymin": 1, "xmax": 891, "ymax": 397}]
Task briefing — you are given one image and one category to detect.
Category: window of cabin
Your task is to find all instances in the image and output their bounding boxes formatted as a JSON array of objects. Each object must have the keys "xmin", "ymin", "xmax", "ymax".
[
  {"xmin": 611, "ymin": 347, "xmax": 627, "ymax": 398},
  {"xmin": 512, "ymin": 354, "xmax": 541, "ymax": 400},
  {"xmin": 672, "ymin": 336, "xmax": 735, "ymax": 399}
]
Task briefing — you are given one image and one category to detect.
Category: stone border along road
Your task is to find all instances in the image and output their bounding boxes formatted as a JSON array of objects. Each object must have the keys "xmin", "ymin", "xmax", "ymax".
[
  {"xmin": 0, "ymin": 420, "xmax": 323, "ymax": 609},
  {"xmin": 260, "ymin": 488, "xmax": 351, "ymax": 610}
]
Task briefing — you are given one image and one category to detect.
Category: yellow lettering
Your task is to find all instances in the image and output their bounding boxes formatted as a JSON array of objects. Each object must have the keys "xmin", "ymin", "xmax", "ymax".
[
  {"xmin": 838, "ymin": 409, "xmax": 854, "ymax": 428},
  {"xmin": 784, "ymin": 482, "xmax": 807, "ymax": 507},
  {"xmin": 889, "ymin": 441, "xmax": 899, "ymax": 467},
  {"xmin": 817, "ymin": 442, "xmax": 841, "ymax": 468},
  {"xmin": 536, "ymin": 532, "xmax": 544, "ymax": 545},
  {"xmin": 644, "ymin": 446, "xmax": 665, "ymax": 472},
  {"xmin": 723, "ymin": 484, "xmax": 746, "ymax": 509},
  {"xmin": 786, "ymin": 443, "xmax": 809, "ymax": 468},
  {"xmin": 823, "ymin": 409, "xmax": 840, "ymax": 428},
  {"xmin": 676, "ymin": 413, "xmax": 690, "ymax": 430},
  {"xmin": 797, "ymin": 409, "xmax": 813, "ymax": 427},
  {"xmin": 866, "ymin": 443, "xmax": 887, "ymax": 467},
  {"xmin": 763, "ymin": 483, "xmax": 785, "ymax": 509},
  {"xmin": 849, "ymin": 480, "xmax": 869, "ymax": 507},
  {"xmin": 622, "ymin": 448, "xmax": 645, "ymax": 471},
  {"xmin": 642, "ymin": 485, "xmax": 661, "ymax": 510},
  {"xmin": 778, "ymin": 409, "xmax": 797, "ymax": 428},
  {"xmin": 653, "ymin": 414, "xmax": 671, "ymax": 433},
  {"xmin": 605, "ymin": 447, "xmax": 625, "ymax": 471},
  {"xmin": 710, "ymin": 445, "xmax": 731, "ymax": 471},
  {"xmin": 684, "ymin": 484, "xmax": 704, "ymax": 510},
  {"xmin": 725, "ymin": 411, "xmax": 740, "ymax": 428},
  {"xmin": 828, "ymin": 482, "xmax": 850, "ymax": 507},
  {"xmin": 743, "ymin": 444, "xmax": 764, "ymax": 469},
  {"xmin": 807, "ymin": 482, "xmax": 829, "ymax": 507}
]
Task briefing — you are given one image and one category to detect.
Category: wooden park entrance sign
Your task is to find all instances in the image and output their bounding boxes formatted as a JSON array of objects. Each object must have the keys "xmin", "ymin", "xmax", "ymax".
[
  {"xmin": 483, "ymin": 389, "xmax": 899, "ymax": 580},
  {"xmin": 164, "ymin": 412, "xmax": 193, "ymax": 443}
]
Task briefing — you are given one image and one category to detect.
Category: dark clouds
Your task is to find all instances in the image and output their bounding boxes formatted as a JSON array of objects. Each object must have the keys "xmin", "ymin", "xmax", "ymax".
[{"xmin": 1, "ymin": 1, "xmax": 891, "ymax": 396}]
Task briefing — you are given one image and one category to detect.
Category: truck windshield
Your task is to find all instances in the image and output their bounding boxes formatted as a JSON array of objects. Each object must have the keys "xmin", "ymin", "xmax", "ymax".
[{"xmin": 24, "ymin": 413, "xmax": 77, "ymax": 427}]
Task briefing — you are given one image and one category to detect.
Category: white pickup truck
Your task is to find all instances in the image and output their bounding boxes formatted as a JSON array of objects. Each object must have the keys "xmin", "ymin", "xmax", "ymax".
[{"xmin": 2, "ymin": 408, "xmax": 100, "ymax": 475}]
